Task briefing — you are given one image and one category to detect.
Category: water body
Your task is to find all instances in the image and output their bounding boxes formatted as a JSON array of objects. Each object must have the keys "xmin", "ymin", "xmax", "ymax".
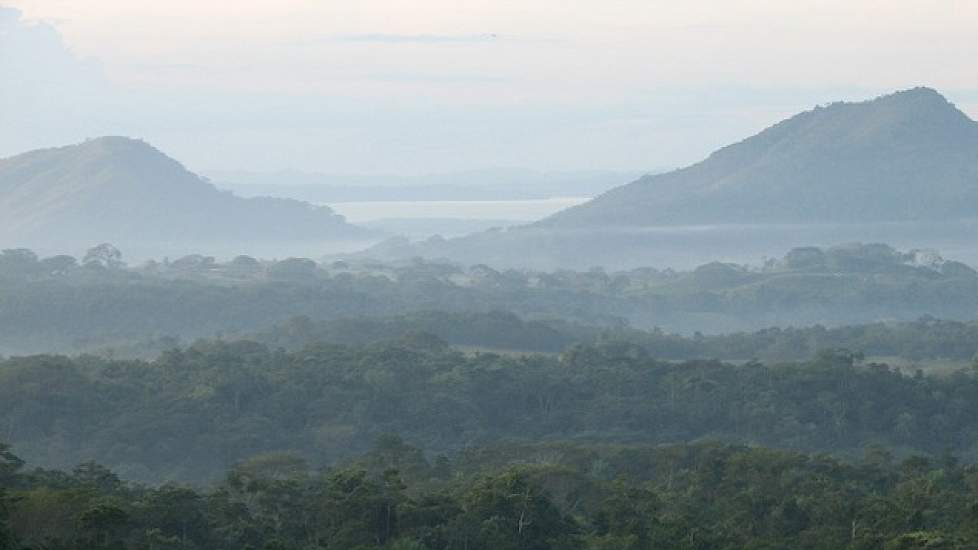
[{"xmin": 326, "ymin": 197, "xmax": 589, "ymax": 223}]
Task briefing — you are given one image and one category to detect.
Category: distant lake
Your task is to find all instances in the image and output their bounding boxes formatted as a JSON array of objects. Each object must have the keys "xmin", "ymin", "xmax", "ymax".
[{"xmin": 325, "ymin": 197, "xmax": 590, "ymax": 223}]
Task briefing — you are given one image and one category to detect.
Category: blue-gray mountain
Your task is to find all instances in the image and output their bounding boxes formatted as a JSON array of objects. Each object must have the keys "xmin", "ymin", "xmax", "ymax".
[
  {"xmin": 361, "ymin": 87, "xmax": 978, "ymax": 269},
  {"xmin": 0, "ymin": 137, "xmax": 373, "ymax": 250},
  {"xmin": 541, "ymin": 87, "xmax": 978, "ymax": 227}
]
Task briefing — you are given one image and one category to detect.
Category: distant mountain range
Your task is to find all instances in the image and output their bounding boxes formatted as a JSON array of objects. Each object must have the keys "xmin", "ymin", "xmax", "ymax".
[
  {"xmin": 6, "ymin": 87, "xmax": 976, "ymax": 268},
  {"xmin": 541, "ymin": 87, "xmax": 978, "ymax": 227},
  {"xmin": 208, "ymin": 168, "xmax": 646, "ymax": 202},
  {"xmin": 0, "ymin": 137, "xmax": 374, "ymax": 254},
  {"xmin": 362, "ymin": 87, "xmax": 978, "ymax": 269}
]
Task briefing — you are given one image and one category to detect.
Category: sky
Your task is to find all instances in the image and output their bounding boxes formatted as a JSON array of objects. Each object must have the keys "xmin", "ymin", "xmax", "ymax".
[{"xmin": 3, "ymin": 0, "xmax": 977, "ymax": 175}]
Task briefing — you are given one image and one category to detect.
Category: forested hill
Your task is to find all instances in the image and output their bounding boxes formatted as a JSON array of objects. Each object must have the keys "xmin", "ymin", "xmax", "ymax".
[
  {"xmin": 0, "ymin": 137, "xmax": 373, "ymax": 250},
  {"xmin": 540, "ymin": 87, "xmax": 978, "ymax": 227}
]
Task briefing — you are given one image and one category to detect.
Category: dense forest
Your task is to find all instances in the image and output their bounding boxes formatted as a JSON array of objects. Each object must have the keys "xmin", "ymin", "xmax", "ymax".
[
  {"xmin": 5, "ymin": 243, "xmax": 978, "ymax": 548},
  {"xmin": 254, "ymin": 312, "xmax": 978, "ymax": 364},
  {"xmin": 4, "ymin": 338, "xmax": 978, "ymax": 485},
  {"xmin": 2, "ymin": 242, "xmax": 978, "ymax": 355},
  {"xmin": 4, "ymin": 437, "xmax": 978, "ymax": 549}
]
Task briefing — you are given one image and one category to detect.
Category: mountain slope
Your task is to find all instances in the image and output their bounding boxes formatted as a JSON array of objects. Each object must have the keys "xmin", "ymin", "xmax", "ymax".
[
  {"xmin": 541, "ymin": 87, "xmax": 978, "ymax": 227},
  {"xmin": 0, "ymin": 137, "xmax": 373, "ymax": 249}
]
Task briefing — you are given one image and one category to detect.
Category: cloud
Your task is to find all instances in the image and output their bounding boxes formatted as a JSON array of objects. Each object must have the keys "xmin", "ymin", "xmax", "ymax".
[
  {"xmin": 358, "ymin": 72, "xmax": 509, "ymax": 84},
  {"xmin": 0, "ymin": 7, "xmax": 104, "ymax": 85},
  {"xmin": 332, "ymin": 33, "xmax": 500, "ymax": 44},
  {"xmin": 0, "ymin": 5, "xmax": 19, "ymax": 24},
  {"xmin": 3, "ymin": 3, "xmax": 974, "ymax": 176},
  {"xmin": 0, "ymin": 5, "xmax": 113, "ymax": 156}
]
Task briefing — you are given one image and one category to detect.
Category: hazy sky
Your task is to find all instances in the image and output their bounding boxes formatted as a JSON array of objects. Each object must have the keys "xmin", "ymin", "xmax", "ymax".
[{"xmin": 3, "ymin": 1, "xmax": 977, "ymax": 174}]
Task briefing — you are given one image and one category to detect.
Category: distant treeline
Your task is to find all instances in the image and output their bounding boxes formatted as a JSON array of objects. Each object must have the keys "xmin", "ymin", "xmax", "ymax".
[
  {"xmin": 2, "ymin": 242, "xmax": 978, "ymax": 354},
  {"xmin": 255, "ymin": 312, "xmax": 978, "ymax": 362},
  {"xmin": 3, "ymin": 339, "xmax": 978, "ymax": 484},
  {"xmin": 3, "ymin": 437, "xmax": 978, "ymax": 549}
]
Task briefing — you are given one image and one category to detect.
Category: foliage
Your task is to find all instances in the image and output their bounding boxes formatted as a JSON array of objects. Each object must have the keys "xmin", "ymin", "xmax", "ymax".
[
  {"xmin": 5, "ymin": 438, "xmax": 978, "ymax": 549},
  {"xmin": 1, "ymin": 243, "xmax": 978, "ymax": 356},
  {"xmin": 7, "ymin": 341, "xmax": 978, "ymax": 483},
  {"xmin": 256, "ymin": 312, "xmax": 978, "ymax": 363}
]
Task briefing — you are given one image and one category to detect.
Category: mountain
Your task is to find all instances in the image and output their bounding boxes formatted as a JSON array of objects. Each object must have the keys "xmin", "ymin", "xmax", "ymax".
[
  {"xmin": 359, "ymin": 88, "xmax": 978, "ymax": 270},
  {"xmin": 0, "ymin": 137, "xmax": 374, "ymax": 253},
  {"xmin": 540, "ymin": 87, "xmax": 978, "ymax": 227}
]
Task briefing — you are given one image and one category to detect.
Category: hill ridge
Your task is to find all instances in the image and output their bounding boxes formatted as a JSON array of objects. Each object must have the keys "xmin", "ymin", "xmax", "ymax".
[
  {"xmin": 539, "ymin": 87, "xmax": 978, "ymax": 228},
  {"xmin": 0, "ymin": 136, "xmax": 374, "ymax": 252}
]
